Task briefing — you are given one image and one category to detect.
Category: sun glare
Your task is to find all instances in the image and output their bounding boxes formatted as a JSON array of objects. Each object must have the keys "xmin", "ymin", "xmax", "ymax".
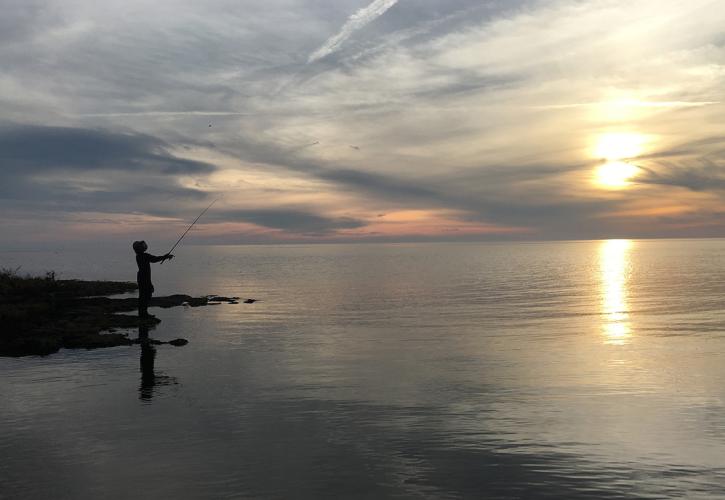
[
  {"xmin": 592, "ymin": 133, "xmax": 645, "ymax": 188},
  {"xmin": 596, "ymin": 161, "xmax": 639, "ymax": 188},
  {"xmin": 594, "ymin": 133, "xmax": 644, "ymax": 161}
]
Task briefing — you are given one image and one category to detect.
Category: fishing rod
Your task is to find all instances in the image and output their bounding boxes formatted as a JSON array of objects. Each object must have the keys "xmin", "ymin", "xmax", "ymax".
[{"xmin": 161, "ymin": 198, "xmax": 219, "ymax": 263}]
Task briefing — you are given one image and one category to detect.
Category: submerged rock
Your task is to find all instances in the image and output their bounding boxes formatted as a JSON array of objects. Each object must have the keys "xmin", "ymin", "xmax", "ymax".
[{"xmin": 131, "ymin": 337, "xmax": 188, "ymax": 347}]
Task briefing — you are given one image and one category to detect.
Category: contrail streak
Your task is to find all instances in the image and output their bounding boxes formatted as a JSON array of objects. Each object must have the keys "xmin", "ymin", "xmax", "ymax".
[
  {"xmin": 308, "ymin": 0, "xmax": 399, "ymax": 63},
  {"xmin": 73, "ymin": 111, "xmax": 252, "ymax": 117}
]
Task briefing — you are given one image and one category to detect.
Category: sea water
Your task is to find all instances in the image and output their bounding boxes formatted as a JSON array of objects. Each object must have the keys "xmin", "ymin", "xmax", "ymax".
[{"xmin": 2, "ymin": 240, "xmax": 725, "ymax": 499}]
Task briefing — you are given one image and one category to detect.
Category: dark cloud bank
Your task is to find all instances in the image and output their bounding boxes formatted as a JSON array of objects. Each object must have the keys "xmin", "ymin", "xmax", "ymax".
[{"xmin": 0, "ymin": 124, "xmax": 213, "ymax": 175}]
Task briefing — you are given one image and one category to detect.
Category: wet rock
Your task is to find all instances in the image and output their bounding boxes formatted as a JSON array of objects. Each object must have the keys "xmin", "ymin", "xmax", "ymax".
[
  {"xmin": 207, "ymin": 296, "xmax": 240, "ymax": 303},
  {"xmin": 131, "ymin": 337, "xmax": 188, "ymax": 347}
]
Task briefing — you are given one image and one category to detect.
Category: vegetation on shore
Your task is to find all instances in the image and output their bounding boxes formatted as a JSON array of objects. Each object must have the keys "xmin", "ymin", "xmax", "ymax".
[{"xmin": 0, "ymin": 268, "xmax": 233, "ymax": 357}]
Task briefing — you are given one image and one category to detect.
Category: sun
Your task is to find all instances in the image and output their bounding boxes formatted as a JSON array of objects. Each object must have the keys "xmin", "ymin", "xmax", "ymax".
[
  {"xmin": 596, "ymin": 161, "xmax": 639, "ymax": 188},
  {"xmin": 592, "ymin": 133, "xmax": 645, "ymax": 188}
]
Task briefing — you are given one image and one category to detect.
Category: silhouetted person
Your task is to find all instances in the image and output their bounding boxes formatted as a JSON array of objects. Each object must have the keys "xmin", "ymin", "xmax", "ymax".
[{"xmin": 132, "ymin": 240, "xmax": 173, "ymax": 318}]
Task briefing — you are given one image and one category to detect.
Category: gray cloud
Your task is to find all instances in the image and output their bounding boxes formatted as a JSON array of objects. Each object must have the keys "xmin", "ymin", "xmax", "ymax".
[
  {"xmin": 636, "ymin": 161, "xmax": 725, "ymax": 192},
  {"xmin": 217, "ymin": 209, "xmax": 367, "ymax": 234},
  {"xmin": 0, "ymin": 124, "xmax": 215, "ymax": 175},
  {"xmin": 634, "ymin": 136, "xmax": 725, "ymax": 192},
  {"xmin": 0, "ymin": 0, "xmax": 48, "ymax": 45},
  {"xmin": 318, "ymin": 168, "xmax": 439, "ymax": 199},
  {"xmin": 0, "ymin": 124, "xmax": 214, "ymax": 221}
]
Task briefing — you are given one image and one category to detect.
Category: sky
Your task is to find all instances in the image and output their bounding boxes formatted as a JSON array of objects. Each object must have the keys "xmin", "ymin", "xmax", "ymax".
[{"xmin": 2, "ymin": 0, "xmax": 725, "ymax": 247}]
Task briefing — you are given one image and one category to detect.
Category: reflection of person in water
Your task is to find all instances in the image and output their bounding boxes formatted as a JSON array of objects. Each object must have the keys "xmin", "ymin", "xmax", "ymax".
[
  {"xmin": 137, "ymin": 323, "xmax": 178, "ymax": 401},
  {"xmin": 132, "ymin": 240, "xmax": 173, "ymax": 318},
  {"xmin": 138, "ymin": 323, "xmax": 157, "ymax": 401}
]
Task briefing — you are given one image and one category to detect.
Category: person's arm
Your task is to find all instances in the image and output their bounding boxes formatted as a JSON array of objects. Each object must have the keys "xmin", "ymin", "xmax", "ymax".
[{"xmin": 147, "ymin": 253, "xmax": 173, "ymax": 263}]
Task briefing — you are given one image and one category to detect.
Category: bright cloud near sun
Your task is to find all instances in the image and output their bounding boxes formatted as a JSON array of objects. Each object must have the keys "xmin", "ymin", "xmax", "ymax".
[{"xmin": 594, "ymin": 133, "xmax": 646, "ymax": 162}]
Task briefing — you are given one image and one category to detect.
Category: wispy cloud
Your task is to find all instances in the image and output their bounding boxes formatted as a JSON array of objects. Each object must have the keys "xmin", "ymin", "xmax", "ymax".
[
  {"xmin": 535, "ymin": 101, "xmax": 720, "ymax": 110},
  {"xmin": 308, "ymin": 0, "xmax": 400, "ymax": 63}
]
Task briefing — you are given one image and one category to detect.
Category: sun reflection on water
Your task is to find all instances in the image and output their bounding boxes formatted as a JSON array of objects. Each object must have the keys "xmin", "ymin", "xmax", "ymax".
[{"xmin": 600, "ymin": 239, "xmax": 632, "ymax": 345}]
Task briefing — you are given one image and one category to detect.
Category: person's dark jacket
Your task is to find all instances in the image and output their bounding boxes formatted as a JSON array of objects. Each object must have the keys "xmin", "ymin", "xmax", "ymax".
[{"xmin": 136, "ymin": 253, "xmax": 166, "ymax": 292}]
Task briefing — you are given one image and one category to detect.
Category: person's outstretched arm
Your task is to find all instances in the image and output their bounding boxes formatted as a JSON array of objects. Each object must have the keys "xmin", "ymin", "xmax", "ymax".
[{"xmin": 147, "ymin": 253, "xmax": 174, "ymax": 263}]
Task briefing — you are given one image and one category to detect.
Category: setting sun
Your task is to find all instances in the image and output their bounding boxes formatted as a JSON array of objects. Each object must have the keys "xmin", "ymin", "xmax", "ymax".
[
  {"xmin": 596, "ymin": 161, "xmax": 639, "ymax": 188},
  {"xmin": 592, "ymin": 133, "xmax": 646, "ymax": 188}
]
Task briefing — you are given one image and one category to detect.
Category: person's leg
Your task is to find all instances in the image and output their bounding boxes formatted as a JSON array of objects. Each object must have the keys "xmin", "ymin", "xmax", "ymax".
[
  {"xmin": 144, "ymin": 286, "xmax": 156, "ymax": 318},
  {"xmin": 139, "ymin": 287, "xmax": 151, "ymax": 317}
]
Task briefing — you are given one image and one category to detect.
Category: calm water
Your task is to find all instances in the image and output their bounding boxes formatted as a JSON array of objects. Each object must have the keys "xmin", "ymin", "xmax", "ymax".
[{"xmin": 2, "ymin": 240, "xmax": 725, "ymax": 499}]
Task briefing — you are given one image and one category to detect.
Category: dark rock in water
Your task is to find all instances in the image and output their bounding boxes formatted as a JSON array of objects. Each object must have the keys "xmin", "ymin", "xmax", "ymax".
[
  {"xmin": 244, "ymin": 298, "xmax": 257, "ymax": 304},
  {"xmin": 207, "ymin": 296, "xmax": 240, "ymax": 303},
  {"xmin": 154, "ymin": 295, "xmax": 209, "ymax": 308},
  {"xmin": 132, "ymin": 337, "xmax": 163, "ymax": 345},
  {"xmin": 75, "ymin": 294, "xmax": 210, "ymax": 311},
  {"xmin": 131, "ymin": 337, "xmax": 187, "ymax": 347}
]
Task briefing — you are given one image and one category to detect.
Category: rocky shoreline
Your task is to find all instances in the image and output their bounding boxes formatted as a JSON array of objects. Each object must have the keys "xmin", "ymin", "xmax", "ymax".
[{"xmin": 0, "ymin": 269, "xmax": 240, "ymax": 357}]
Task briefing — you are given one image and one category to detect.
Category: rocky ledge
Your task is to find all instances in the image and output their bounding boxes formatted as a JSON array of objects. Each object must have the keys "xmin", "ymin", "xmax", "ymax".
[{"xmin": 0, "ymin": 269, "xmax": 243, "ymax": 357}]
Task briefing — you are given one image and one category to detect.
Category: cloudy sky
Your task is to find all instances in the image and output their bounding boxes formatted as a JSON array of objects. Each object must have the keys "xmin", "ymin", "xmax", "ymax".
[{"xmin": 2, "ymin": 0, "xmax": 725, "ymax": 246}]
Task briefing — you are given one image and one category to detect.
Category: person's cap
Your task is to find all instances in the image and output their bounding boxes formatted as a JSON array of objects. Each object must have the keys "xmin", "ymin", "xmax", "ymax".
[{"xmin": 132, "ymin": 240, "xmax": 148, "ymax": 252}]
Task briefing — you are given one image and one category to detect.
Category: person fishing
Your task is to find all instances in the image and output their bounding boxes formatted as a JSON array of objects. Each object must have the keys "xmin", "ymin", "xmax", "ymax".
[
  {"xmin": 132, "ymin": 241, "xmax": 173, "ymax": 318},
  {"xmin": 132, "ymin": 198, "xmax": 218, "ymax": 319}
]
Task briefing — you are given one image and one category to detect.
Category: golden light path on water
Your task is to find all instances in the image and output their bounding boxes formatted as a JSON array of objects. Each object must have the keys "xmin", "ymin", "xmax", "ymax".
[{"xmin": 599, "ymin": 239, "xmax": 633, "ymax": 345}]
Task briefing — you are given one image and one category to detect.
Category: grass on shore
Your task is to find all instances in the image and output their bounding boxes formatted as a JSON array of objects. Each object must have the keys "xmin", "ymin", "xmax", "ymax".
[
  {"xmin": 1, "ymin": 267, "xmax": 137, "ymax": 299},
  {"xmin": 1, "ymin": 267, "xmax": 138, "ymax": 330}
]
